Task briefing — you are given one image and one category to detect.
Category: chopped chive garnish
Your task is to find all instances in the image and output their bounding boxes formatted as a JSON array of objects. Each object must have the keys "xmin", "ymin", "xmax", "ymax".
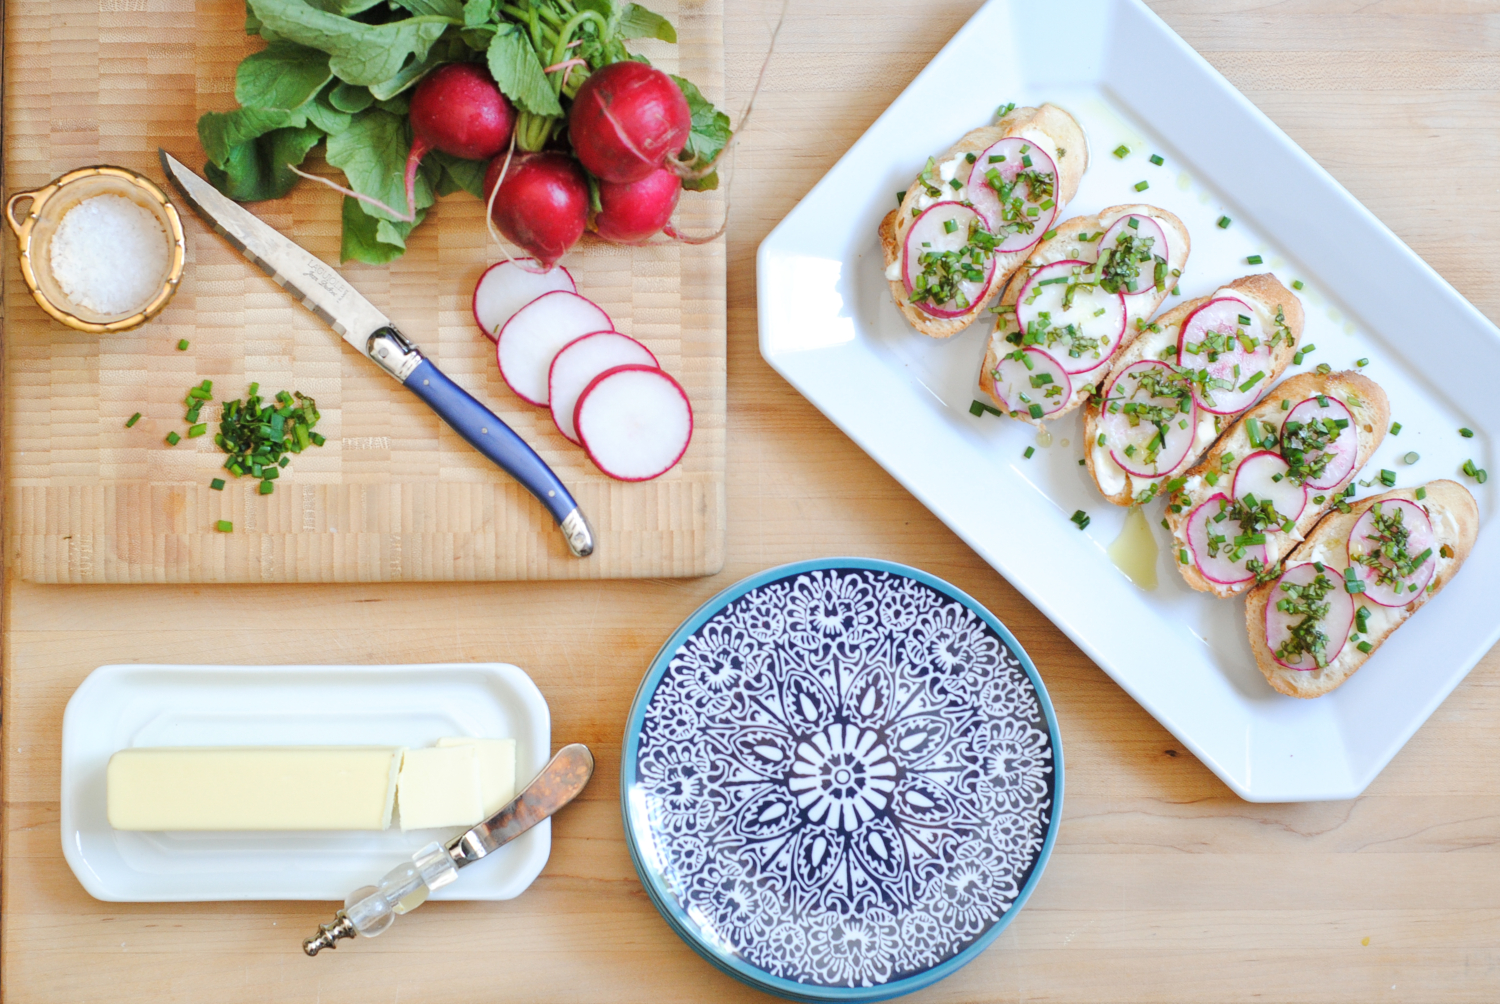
[
  {"xmin": 1021, "ymin": 154, "xmax": 1033, "ymax": 168},
  {"xmin": 1390, "ymin": 422, "xmax": 1402, "ymax": 435},
  {"xmin": 1133, "ymin": 180, "xmax": 1149, "ymax": 192},
  {"xmin": 1356, "ymin": 357, "xmax": 1370, "ymax": 367},
  {"xmin": 1171, "ymin": 285, "xmax": 1180, "ymax": 295},
  {"xmin": 1237, "ymin": 314, "xmax": 1252, "ymax": 325},
  {"xmin": 1149, "ymin": 153, "xmax": 1164, "ymax": 166},
  {"xmin": 1127, "ymin": 217, "xmax": 1140, "ymax": 230},
  {"xmin": 1246, "ymin": 255, "xmax": 1263, "ymax": 265},
  {"xmin": 1403, "ymin": 452, "xmax": 1420, "ymax": 465},
  {"xmin": 1070, "ymin": 509, "xmax": 1091, "ymax": 529},
  {"xmin": 1041, "ymin": 228, "xmax": 1058, "ymax": 241},
  {"xmin": 1292, "ymin": 352, "xmax": 1304, "ymax": 366},
  {"xmin": 1291, "ymin": 279, "xmax": 1304, "ymax": 290},
  {"xmin": 125, "ymin": 412, "xmax": 141, "ymax": 428},
  {"xmin": 1217, "ymin": 216, "xmax": 1231, "ymax": 229},
  {"xmin": 943, "ymin": 219, "xmax": 957, "ymax": 234},
  {"xmin": 1028, "ymin": 403, "xmax": 1044, "ymax": 420},
  {"xmin": 1179, "ymin": 548, "xmax": 1189, "ymax": 564},
  {"xmin": 1415, "ymin": 486, "xmax": 1427, "ymax": 500},
  {"xmin": 896, "ymin": 190, "xmax": 906, "ymax": 206},
  {"xmin": 210, "ymin": 478, "xmax": 226, "ymax": 490},
  {"xmin": 1113, "ymin": 144, "xmax": 1130, "ymax": 158},
  {"xmin": 165, "ymin": 431, "xmax": 180, "ymax": 445},
  {"xmin": 1459, "ymin": 427, "xmax": 1474, "ymax": 438},
  {"xmin": 187, "ymin": 423, "xmax": 207, "ymax": 438},
  {"xmin": 1357, "ymin": 641, "xmax": 1373, "ymax": 654},
  {"xmin": 1315, "ymin": 362, "xmax": 1332, "ymax": 375},
  {"xmin": 259, "ymin": 480, "xmax": 275, "ymax": 495},
  {"xmin": 996, "ymin": 102, "xmax": 1016, "ymax": 119},
  {"xmin": 965, "ymin": 153, "xmax": 976, "ymax": 164},
  {"xmin": 1379, "ymin": 469, "xmax": 1396, "ymax": 487},
  {"xmin": 1238, "ymin": 371, "xmax": 1265, "ymax": 392},
  {"xmin": 215, "ymin": 520, "xmax": 233, "ymax": 533},
  {"xmin": 176, "ymin": 339, "xmax": 189, "ymax": 351},
  {"xmin": 1023, "ymin": 446, "xmax": 1035, "ymax": 459}
]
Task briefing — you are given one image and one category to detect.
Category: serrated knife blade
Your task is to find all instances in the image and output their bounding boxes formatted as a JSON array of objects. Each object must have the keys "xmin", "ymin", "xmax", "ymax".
[{"xmin": 158, "ymin": 150, "xmax": 593, "ymax": 558}]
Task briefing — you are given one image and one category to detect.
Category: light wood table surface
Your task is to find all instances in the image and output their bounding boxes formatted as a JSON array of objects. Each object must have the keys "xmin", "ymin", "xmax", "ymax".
[{"xmin": 5, "ymin": 2, "xmax": 1499, "ymax": 1001}]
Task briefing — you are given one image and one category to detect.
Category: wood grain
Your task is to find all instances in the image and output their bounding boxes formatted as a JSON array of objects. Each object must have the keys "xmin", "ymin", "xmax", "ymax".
[
  {"xmin": 2, "ymin": 0, "xmax": 726, "ymax": 583},
  {"xmin": 5, "ymin": 2, "xmax": 1500, "ymax": 1002}
]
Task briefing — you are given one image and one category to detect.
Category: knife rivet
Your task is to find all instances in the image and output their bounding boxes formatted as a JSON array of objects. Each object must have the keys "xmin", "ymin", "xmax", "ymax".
[
  {"xmin": 423, "ymin": 379, "xmax": 430, "ymax": 386},
  {"xmin": 481, "ymin": 427, "xmax": 488, "ymax": 434},
  {"xmin": 548, "ymin": 490, "xmax": 555, "ymax": 497}
]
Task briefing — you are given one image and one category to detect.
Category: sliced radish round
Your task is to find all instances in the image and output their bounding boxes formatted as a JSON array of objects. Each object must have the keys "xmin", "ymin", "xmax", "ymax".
[
  {"xmin": 1282, "ymin": 396, "xmax": 1358, "ymax": 490},
  {"xmin": 1099, "ymin": 360, "xmax": 1197, "ymax": 477},
  {"xmin": 1263, "ymin": 562, "xmax": 1356, "ymax": 671},
  {"xmin": 901, "ymin": 202, "xmax": 995, "ymax": 318},
  {"xmin": 1231, "ymin": 450, "xmax": 1307, "ymax": 524},
  {"xmin": 1345, "ymin": 499, "xmax": 1437, "ymax": 607},
  {"xmin": 496, "ymin": 291, "xmax": 613, "ymax": 406},
  {"xmin": 575, "ymin": 365, "xmax": 693, "ymax": 482},
  {"xmin": 1098, "ymin": 214, "xmax": 1169, "ymax": 296},
  {"xmin": 1013, "ymin": 260, "xmax": 1127, "ymax": 374},
  {"xmin": 988, "ymin": 347, "xmax": 1072, "ymax": 418},
  {"xmin": 548, "ymin": 331, "xmax": 659, "ymax": 445},
  {"xmin": 1177, "ymin": 297, "xmax": 1273, "ymax": 415},
  {"xmin": 964, "ymin": 138, "xmax": 1058, "ymax": 253},
  {"xmin": 472, "ymin": 259, "xmax": 576, "ymax": 341},
  {"xmin": 1185, "ymin": 493, "xmax": 1266, "ymax": 586}
]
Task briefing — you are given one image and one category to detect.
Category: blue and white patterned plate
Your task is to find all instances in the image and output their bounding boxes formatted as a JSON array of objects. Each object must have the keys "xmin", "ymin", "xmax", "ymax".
[{"xmin": 622, "ymin": 559, "xmax": 1063, "ymax": 1002}]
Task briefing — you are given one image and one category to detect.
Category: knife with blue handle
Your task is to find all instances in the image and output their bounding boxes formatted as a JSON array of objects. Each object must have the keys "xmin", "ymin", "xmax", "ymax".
[{"xmin": 158, "ymin": 150, "xmax": 594, "ymax": 557}]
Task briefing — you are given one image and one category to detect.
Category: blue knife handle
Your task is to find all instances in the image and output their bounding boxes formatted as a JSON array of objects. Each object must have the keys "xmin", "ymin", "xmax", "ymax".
[{"xmin": 402, "ymin": 357, "xmax": 593, "ymax": 557}]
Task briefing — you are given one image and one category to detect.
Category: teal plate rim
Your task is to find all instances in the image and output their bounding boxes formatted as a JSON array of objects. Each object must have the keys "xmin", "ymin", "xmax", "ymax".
[{"xmin": 619, "ymin": 557, "xmax": 1065, "ymax": 1002}]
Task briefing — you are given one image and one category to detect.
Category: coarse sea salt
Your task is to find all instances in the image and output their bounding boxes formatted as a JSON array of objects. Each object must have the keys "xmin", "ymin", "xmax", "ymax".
[{"xmin": 49, "ymin": 194, "xmax": 168, "ymax": 316}]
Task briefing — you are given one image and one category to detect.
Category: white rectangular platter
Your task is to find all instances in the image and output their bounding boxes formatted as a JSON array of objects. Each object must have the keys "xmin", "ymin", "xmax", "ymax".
[
  {"xmin": 756, "ymin": 0, "xmax": 1499, "ymax": 801},
  {"xmin": 61, "ymin": 663, "xmax": 552, "ymax": 901}
]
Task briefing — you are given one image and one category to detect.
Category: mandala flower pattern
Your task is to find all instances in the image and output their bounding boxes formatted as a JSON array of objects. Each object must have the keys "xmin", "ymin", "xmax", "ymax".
[{"xmin": 636, "ymin": 568, "xmax": 1057, "ymax": 989}]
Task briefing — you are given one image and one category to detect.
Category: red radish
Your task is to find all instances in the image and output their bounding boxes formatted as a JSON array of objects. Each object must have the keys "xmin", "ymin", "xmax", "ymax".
[
  {"xmin": 1097, "ymin": 214, "xmax": 1169, "ymax": 295},
  {"xmin": 1264, "ymin": 562, "xmax": 1356, "ymax": 670},
  {"xmin": 592, "ymin": 168, "xmax": 682, "ymax": 244},
  {"xmin": 1014, "ymin": 260, "xmax": 1127, "ymax": 374},
  {"xmin": 575, "ymin": 364, "xmax": 693, "ymax": 481},
  {"xmin": 1283, "ymin": 395, "xmax": 1358, "ymax": 489},
  {"xmin": 1346, "ymin": 499, "xmax": 1437, "ymax": 606},
  {"xmin": 567, "ymin": 61, "xmax": 692, "ymax": 184},
  {"xmin": 902, "ymin": 202, "xmax": 995, "ymax": 317},
  {"xmin": 989, "ymin": 346, "xmax": 1071, "ymax": 418},
  {"xmin": 401, "ymin": 64, "xmax": 515, "ymax": 220},
  {"xmin": 472, "ymin": 259, "xmax": 576, "ymax": 340},
  {"xmin": 1231, "ymin": 450, "xmax": 1307, "ymax": 524},
  {"xmin": 1099, "ymin": 360, "xmax": 1197, "ymax": 477},
  {"xmin": 484, "ymin": 151, "xmax": 589, "ymax": 269},
  {"xmin": 964, "ymin": 138, "xmax": 1058, "ymax": 252},
  {"xmin": 1177, "ymin": 297, "xmax": 1271, "ymax": 415},
  {"xmin": 549, "ymin": 332, "xmax": 659, "ymax": 444},
  {"xmin": 1185, "ymin": 493, "xmax": 1266, "ymax": 586},
  {"xmin": 496, "ymin": 291, "xmax": 612, "ymax": 406}
]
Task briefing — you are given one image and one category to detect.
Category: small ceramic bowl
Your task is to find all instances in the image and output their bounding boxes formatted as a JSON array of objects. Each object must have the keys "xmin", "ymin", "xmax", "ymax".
[{"xmin": 6, "ymin": 164, "xmax": 185, "ymax": 333}]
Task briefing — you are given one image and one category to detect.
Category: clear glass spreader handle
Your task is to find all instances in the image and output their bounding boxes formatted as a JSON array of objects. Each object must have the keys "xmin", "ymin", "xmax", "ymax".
[{"xmin": 303, "ymin": 743, "xmax": 595, "ymax": 956}]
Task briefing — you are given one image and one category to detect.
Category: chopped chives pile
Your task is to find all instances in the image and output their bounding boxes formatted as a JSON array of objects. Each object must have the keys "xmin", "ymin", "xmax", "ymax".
[{"xmin": 214, "ymin": 384, "xmax": 326, "ymax": 496}]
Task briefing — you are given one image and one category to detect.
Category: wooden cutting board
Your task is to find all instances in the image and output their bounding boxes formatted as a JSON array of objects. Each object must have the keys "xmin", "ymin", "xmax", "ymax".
[{"xmin": 2, "ymin": 0, "xmax": 726, "ymax": 583}]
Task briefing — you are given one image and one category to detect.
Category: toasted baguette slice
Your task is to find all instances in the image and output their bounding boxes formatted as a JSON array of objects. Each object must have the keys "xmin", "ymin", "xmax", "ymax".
[
  {"xmin": 1246, "ymin": 480, "xmax": 1479, "ymax": 698},
  {"xmin": 879, "ymin": 104, "xmax": 1087, "ymax": 339},
  {"xmin": 978, "ymin": 204, "xmax": 1190, "ymax": 425},
  {"xmin": 1084, "ymin": 273, "xmax": 1304, "ymax": 506},
  {"xmin": 1166, "ymin": 370, "xmax": 1390, "ymax": 598}
]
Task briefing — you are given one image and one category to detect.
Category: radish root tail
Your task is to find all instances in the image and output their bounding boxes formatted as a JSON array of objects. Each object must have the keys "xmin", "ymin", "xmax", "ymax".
[
  {"xmin": 286, "ymin": 164, "xmax": 417, "ymax": 223},
  {"xmin": 483, "ymin": 132, "xmax": 547, "ymax": 275}
]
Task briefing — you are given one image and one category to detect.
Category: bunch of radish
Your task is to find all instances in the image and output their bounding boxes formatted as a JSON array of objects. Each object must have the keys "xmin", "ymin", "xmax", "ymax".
[{"xmin": 473, "ymin": 259, "xmax": 692, "ymax": 481}]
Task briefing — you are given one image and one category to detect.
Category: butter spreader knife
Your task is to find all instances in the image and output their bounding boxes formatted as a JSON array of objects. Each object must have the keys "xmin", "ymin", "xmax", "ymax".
[
  {"xmin": 303, "ymin": 742, "xmax": 594, "ymax": 955},
  {"xmin": 158, "ymin": 150, "xmax": 594, "ymax": 558}
]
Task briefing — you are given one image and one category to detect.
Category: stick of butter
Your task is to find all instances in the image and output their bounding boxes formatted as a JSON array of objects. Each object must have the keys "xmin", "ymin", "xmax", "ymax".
[
  {"xmin": 435, "ymin": 737, "xmax": 516, "ymax": 816},
  {"xmin": 107, "ymin": 746, "xmax": 402, "ymax": 831}
]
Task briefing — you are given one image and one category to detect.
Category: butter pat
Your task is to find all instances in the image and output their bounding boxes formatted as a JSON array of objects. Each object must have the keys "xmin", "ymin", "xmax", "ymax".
[
  {"xmin": 106, "ymin": 746, "xmax": 401, "ymax": 831},
  {"xmin": 397, "ymin": 745, "xmax": 484, "ymax": 830},
  {"xmin": 437, "ymin": 737, "xmax": 517, "ymax": 816}
]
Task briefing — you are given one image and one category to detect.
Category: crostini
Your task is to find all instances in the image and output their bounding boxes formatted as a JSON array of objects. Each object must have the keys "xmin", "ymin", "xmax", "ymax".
[
  {"xmin": 1246, "ymin": 480, "xmax": 1478, "ymax": 698},
  {"xmin": 879, "ymin": 103, "xmax": 1088, "ymax": 339},
  {"xmin": 1165, "ymin": 370, "xmax": 1390, "ymax": 598},
  {"xmin": 1083, "ymin": 273, "xmax": 1304, "ymax": 505},
  {"xmin": 978, "ymin": 204, "xmax": 1189, "ymax": 424}
]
